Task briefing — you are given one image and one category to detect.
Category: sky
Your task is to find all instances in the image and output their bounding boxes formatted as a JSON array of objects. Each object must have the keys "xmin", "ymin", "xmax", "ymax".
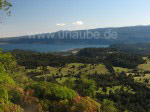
[{"xmin": 0, "ymin": 0, "xmax": 150, "ymax": 38}]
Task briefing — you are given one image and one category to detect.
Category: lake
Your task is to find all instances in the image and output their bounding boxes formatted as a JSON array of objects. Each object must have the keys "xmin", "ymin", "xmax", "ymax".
[{"xmin": 0, "ymin": 44, "xmax": 109, "ymax": 52}]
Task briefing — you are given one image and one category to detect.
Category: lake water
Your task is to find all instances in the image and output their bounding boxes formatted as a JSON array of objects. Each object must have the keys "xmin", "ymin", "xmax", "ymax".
[{"xmin": 0, "ymin": 44, "xmax": 109, "ymax": 52}]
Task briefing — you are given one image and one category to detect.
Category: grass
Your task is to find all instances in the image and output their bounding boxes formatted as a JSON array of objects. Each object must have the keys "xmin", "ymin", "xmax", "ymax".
[
  {"xmin": 133, "ymin": 58, "xmax": 150, "ymax": 87},
  {"xmin": 137, "ymin": 64, "xmax": 150, "ymax": 71},
  {"xmin": 56, "ymin": 77, "xmax": 76, "ymax": 84},
  {"xmin": 89, "ymin": 64, "xmax": 109, "ymax": 74},
  {"xmin": 137, "ymin": 57, "xmax": 150, "ymax": 72},
  {"xmin": 134, "ymin": 74, "xmax": 150, "ymax": 84},
  {"xmin": 30, "ymin": 63, "xmax": 109, "ymax": 79},
  {"xmin": 113, "ymin": 67, "xmax": 132, "ymax": 73},
  {"xmin": 143, "ymin": 57, "xmax": 150, "ymax": 63}
]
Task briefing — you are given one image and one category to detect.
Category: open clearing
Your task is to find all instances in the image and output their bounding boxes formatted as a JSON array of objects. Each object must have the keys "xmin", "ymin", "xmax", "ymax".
[
  {"xmin": 32, "ymin": 63, "xmax": 109, "ymax": 79},
  {"xmin": 113, "ymin": 67, "xmax": 132, "ymax": 73},
  {"xmin": 137, "ymin": 64, "xmax": 150, "ymax": 71}
]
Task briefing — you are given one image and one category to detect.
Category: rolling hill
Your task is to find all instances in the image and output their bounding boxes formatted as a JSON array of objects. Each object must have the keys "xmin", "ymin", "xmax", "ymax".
[{"xmin": 1, "ymin": 25, "xmax": 150, "ymax": 44}]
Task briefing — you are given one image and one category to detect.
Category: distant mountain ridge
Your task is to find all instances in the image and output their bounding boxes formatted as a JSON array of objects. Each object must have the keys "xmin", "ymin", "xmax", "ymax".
[{"xmin": 1, "ymin": 25, "xmax": 150, "ymax": 44}]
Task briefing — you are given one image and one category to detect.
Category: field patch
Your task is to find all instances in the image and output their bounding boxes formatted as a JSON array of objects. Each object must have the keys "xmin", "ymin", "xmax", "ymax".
[
  {"xmin": 137, "ymin": 64, "xmax": 150, "ymax": 71},
  {"xmin": 29, "ymin": 63, "xmax": 109, "ymax": 80},
  {"xmin": 113, "ymin": 67, "xmax": 132, "ymax": 73}
]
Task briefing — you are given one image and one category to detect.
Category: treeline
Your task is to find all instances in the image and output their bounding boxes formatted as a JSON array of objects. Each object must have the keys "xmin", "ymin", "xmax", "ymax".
[
  {"xmin": 110, "ymin": 43, "xmax": 150, "ymax": 55},
  {"xmin": 11, "ymin": 48, "xmax": 144, "ymax": 69},
  {"xmin": 11, "ymin": 49, "xmax": 99, "ymax": 69},
  {"xmin": 77, "ymin": 48, "xmax": 145, "ymax": 68}
]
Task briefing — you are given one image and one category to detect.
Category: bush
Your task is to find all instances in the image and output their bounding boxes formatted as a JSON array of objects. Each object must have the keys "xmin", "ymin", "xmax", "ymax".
[
  {"xmin": 0, "ymin": 86, "xmax": 8, "ymax": 104},
  {"xmin": 75, "ymin": 77, "xmax": 96, "ymax": 97},
  {"xmin": 0, "ymin": 73, "xmax": 15, "ymax": 86},
  {"xmin": 63, "ymin": 77, "xmax": 75, "ymax": 89},
  {"xmin": 101, "ymin": 99, "xmax": 118, "ymax": 112},
  {"xmin": 41, "ymin": 96, "xmax": 101, "ymax": 112},
  {"xmin": 29, "ymin": 82, "xmax": 77, "ymax": 100},
  {"xmin": 0, "ymin": 103, "xmax": 24, "ymax": 112},
  {"xmin": 70, "ymin": 96, "xmax": 101, "ymax": 112}
]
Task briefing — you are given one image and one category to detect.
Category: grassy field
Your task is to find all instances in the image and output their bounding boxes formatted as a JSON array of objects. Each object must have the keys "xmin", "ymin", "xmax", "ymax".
[
  {"xmin": 56, "ymin": 77, "xmax": 76, "ymax": 84},
  {"xmin": 134, "ymin": 74, "xmax": 150, "ymax": 85},
  {"xmin": 137, "ymin": 57, "xmax": 150, "ymax": 71},
  {"xmin": 113, "ymin": 67, "xmax": 132, "ymax": 73},
  {"xmin": 137, "ymin": 64, "xmax": 150, "ymax": 71},
  {"xmin": 143, "ymin": 57, "xmax": 150, "ymax": 63},
  {"xmin": 132, "ymin": 57, "xmax": 150, "ymax": 87},
  {"xmin": 30, "ymin": 63, "xmax": 109, "ymax": 79}
]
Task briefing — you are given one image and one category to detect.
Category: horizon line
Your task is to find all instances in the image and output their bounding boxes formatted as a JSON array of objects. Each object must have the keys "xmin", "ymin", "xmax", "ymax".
[{"xmin": 1, "ymin": 24, "xmax": 150, "ymax": 39}]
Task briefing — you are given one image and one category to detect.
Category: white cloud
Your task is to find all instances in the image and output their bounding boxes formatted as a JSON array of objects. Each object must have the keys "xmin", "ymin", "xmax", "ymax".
[
  {"xmin": 56, "ymin": 23, "xmax": 66, "ymax": 26},
  {"xmin": 73, "ymin": 21, "xmax": 84, "ymax": 26}
]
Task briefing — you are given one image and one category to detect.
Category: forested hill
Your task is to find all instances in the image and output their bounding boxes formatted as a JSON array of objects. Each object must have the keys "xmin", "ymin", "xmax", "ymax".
[
  {"xmin": 1, "ymin": 25, "xmax": 150, "ymax": 44},
  {"xmin": 1, "ymin": 48, "xmax": 150, "ymax": 112},
  {"xmin": 110, "ymin": 43, "xmax": 150, "ymax": 55}
]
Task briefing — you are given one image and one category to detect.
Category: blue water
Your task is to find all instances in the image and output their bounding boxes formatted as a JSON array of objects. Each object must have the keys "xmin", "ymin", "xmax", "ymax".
[{"xmin": 0, "ymin": 44, "xmax": 109, "ymax": 52}]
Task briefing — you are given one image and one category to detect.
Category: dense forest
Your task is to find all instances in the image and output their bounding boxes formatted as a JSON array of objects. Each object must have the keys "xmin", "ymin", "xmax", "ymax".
[
  {"xmin": 11, "ymin": 48, "xmax": 144, "ymax": 69},
  {"xmin": 110, "ymin": 43, "xmax": 150, "ymax": 55}
]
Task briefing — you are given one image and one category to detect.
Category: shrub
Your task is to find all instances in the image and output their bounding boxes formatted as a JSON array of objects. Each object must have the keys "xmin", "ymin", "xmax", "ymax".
[
  {"xmin": 70, "ymin": 96, "xmax": 101, "ymax": 112},
  {"xmin": 0, "ymin": 86, "xmax": 8, "ymax": 104},
  {"xmin": 75, "ymin": 77, "xmax": 96, "ymax": 97},
  {"xmin": 0, "ymin": 103, "xmax": 24, "ymax": 112},
  {"xmin": 29, "ymin": 82, "xmax": 77, "ymax": 100},
  {"xmin": 101, "ymin": 99, "xmax": 118, "ymax": 112}
]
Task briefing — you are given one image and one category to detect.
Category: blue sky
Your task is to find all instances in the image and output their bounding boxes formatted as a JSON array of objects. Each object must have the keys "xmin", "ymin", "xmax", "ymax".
[{"xmin": 1, "ymin": 0, "xmax": 150, "ymax": 38}]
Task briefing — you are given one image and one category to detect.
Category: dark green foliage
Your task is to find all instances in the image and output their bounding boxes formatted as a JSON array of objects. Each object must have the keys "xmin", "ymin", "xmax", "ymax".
[
  {"xmin": 9, "ymin": 89, "xmax": 22, "ymax": 104},
  {"xmin": 11, "ymin": 49, "xmax": 98, "ymax": 69},
  {"xmin": 105, "ymin": 52, "xmax": 144, "ymax": 68},
  {"xmin": 101, "ymin": 99, "xmax": 118, "ymax": 112},
  {"xmin": 94, "ymin": 72, "xmax": 150, "ymax": 112},
  {"xmin": 78, "ymin": 48, "xmax": 144, "ymax": 69},
  {"xmin": 110, "ymin": 43, "xmax": 150, "ymax": 55},
  {"xmin": 75, "ymin": 77, "xmax": 96, "ymax": 97},
  {"xmin": 77, "ymin": 48, "xmax": 117, "ymax": 58},
  {"xmin": 11, "ymin": 48, "xmax": 144, "ymax": 69}
]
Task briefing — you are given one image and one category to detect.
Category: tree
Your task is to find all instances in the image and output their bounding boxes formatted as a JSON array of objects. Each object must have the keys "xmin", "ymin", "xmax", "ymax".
[
  {"xmin": 0, "ymin": 0, "xmax": 12, "ymax": 18},
  {"xmin": 63, "ymin": 77, "xmax": 75, "ymax": 89},
  {"xmin": 0, "ymin": 86, "xmax": 8, "ymax": 104},
  {"xmin": 0, "ymin": 50, "xmax": 15, "ymax": 86},
  {"xmin": 75, "ymin": 77, "xmax": 96, "ymax": 97},
  {"xmin": 101, "ymin": 99, "xmax": 118, "ymax": 112},
  {"xmin": 144, "ymin": 79, "xmax": 149, "ymax": 83},
  {"xmin": 102, "ymin": 86, "xmax": 107, "ymax": 95},
  {"xmin": 41, "ymin": 66, "xmax": 49, "ymax": 83},
  {"xmin": 0, "ymin": 49, "xmax": 17, "ymax": 72},
  {"xmin": 0, "ymin": 62, "xmax": 5, "ymax": 73}
]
